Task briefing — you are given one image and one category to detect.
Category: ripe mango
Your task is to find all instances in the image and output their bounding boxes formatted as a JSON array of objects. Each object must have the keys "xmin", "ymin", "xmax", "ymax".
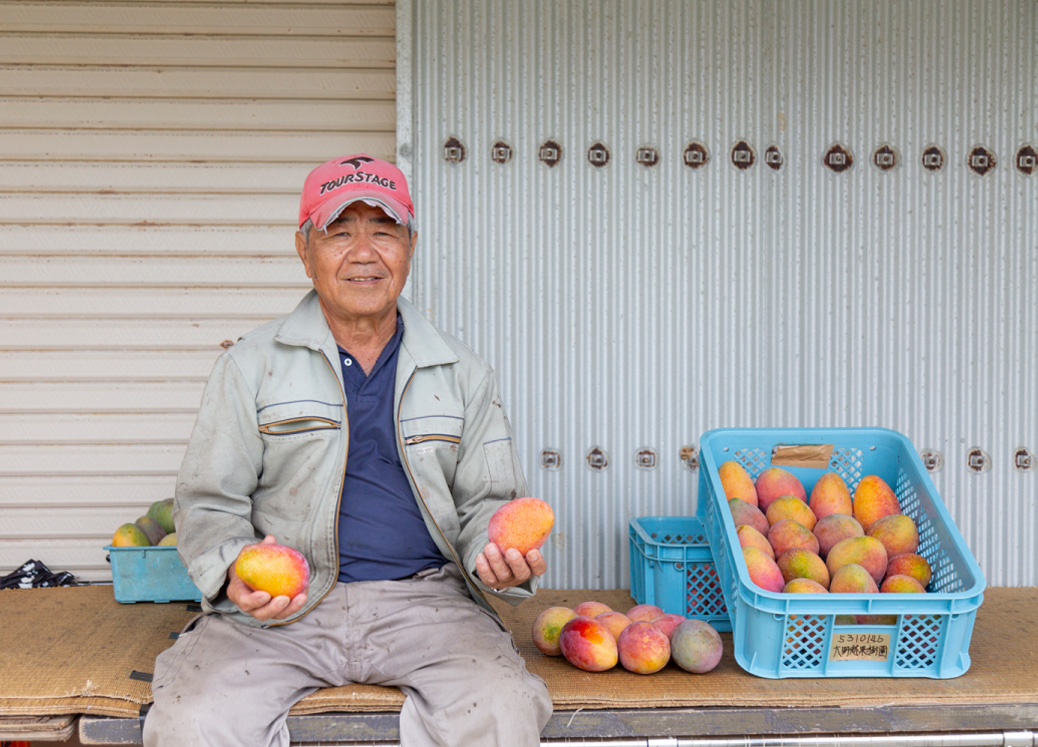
[
  {"xmin": 866, "ymin": 513, "xmax": 919, "ymax": 558},
  {"xmin": 880, "ymin": 574, "xmax": 926, "ymax": 593},
  {"xmin": 651, "ymin": 613, "xmax": 687, "ymax": 639},
  {"xmin": 767, "ymin": 518, "xmax": 819, "ymax": 557},
  {"xmin": 885, "ymin": 552, "xmax": 932, "ymax": 588},
  {"xmin": 870, "ymin": 571, "xmax": 923, "ymax": 624},
  {"xmin": 234, "ymin": 542, "xmax": 310, "ymax": 598},
  {"xmin": 157, "ymin": 532, "xmax": 178, "ymax": 547},
  {"xmin": 813, "ymin": 513, "xmax": 864, "ymax": 558},
  {"xmin": 776, "ymin": 548, "xmax": 830, "ymax": 589},
  {"xmin": 596, "ymin": 610, "xmax": 632, "ymax": 640},
  {"xmin": 531, "ymin": 606, "xmax": 577, "ymax": 656},
  {"xmin": 742, "ymin": 546, "xmax": 784, "ymax": 592},
  {"xmin": 808, "ymin": 472, "xmax": 853, "ymax": 520},
  {"xmin": 826, "ymin": 536, "xmax": 888, "ymax": 585},
  {"xmin": 573, "ymin": 600, "xmax": 612, "ymax": 618},
  {"xmin": 625, "ymin": 603, "xmax": 664, "ymax": 622},
  {"xmin": 736, "ymin": 525, "xmax": 775, "ymax": 559},
  {"xmin": 670, "ymin": 619, "xmax": 723, "ymax": 674},
  {"xmin": 112, "ymin": 522, "xmax": 150, "ymax": 547},
  {"xmin": 617, "ymin": 620, "xmax": 671, "ymax": 674},
  {"xmin": 559, "ymin": 616, "xmax": 618, "ymax": 672},
  {"xmin": 829, "ymin": 563, "xmax": 879, "ymax": 593},
  {"xmin": 765, "ymin": 495, "xmax": 817, "ymax": 531},
  {"xmin": 147, "ymin": 498, "xmax": 176, "ymax": 534},
  {"xmin": 852, "ymin": 475, "xmax": 901, "ymax": 531},
  {"xmin": 728, "ymin": 498, "xmax": 770, "ymax": 536},
  {"xmin": 783, "ymin": 578, "xmax": 829, "ymax": 593},
  {"xmin": 754, "ymin": 466, "xmax": 806, "ymax": 512},
  {"xmin": 718, "ymin": 460, "xmax": 758, "ymax": 506},
  {"xmin": 487, "ymin": 497, "xmax": 554, "ymax": 555}
]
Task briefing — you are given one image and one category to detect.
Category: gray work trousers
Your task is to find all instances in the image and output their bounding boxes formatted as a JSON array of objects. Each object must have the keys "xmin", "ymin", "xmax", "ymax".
[{"xmin": 142, "ymin": 564, "xmax": 552, "ymax": 747}]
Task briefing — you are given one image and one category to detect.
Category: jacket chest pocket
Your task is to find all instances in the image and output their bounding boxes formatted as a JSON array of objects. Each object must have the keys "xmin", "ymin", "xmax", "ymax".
[
  {"xmin": 401, "ymin": 414, "xmax": 464, "ymax": 485},
  {"xmin": 254, "ymin": 400, "xmax": 344, "ymax": 517}
]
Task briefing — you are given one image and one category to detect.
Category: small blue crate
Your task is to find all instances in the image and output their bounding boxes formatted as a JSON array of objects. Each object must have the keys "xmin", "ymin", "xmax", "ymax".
[
  {"xmin": 629, "ymin": 516, "xmax": 730, "ymax": 632},
  {"xmin": 106, "ymin": 546, "xmax": 202, "ymax": 604},
  {"xmin": 700, "ymin": 427, "xmax": 985, "ymax": 679}
]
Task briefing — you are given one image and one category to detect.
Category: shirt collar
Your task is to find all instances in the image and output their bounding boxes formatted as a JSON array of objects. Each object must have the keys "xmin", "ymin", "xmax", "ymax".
[{"xmin": 337, "ymin": 315, "xmax": 405, "ymax": 378}]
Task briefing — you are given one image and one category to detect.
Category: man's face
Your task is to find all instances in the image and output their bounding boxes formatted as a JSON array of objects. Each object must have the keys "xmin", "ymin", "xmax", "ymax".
[{"xmin": 295, "ymin": 201, "xmax": 416, "ymax": 330}]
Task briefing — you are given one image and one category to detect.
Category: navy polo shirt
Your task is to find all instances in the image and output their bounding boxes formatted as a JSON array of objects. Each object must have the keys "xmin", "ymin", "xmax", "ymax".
[{"xmin": 336, "ymin": 317, "xmax": 446, "ymax": 583}]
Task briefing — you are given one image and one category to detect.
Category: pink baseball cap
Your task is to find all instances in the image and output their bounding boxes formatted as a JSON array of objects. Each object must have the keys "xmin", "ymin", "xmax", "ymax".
[{"xmin": 298, "ymin": 154, "xmax": 414, "ymax": 230}]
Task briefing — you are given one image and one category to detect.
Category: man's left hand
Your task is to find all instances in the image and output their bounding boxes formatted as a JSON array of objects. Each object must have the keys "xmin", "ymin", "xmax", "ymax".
[{"xmin": 475, "ymin": 543, "xmax": 546, "ymax": 591}]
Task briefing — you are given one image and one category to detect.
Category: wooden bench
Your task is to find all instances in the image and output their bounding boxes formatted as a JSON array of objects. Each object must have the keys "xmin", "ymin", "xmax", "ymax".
[{"xmin": 2, "ymin": 586, "xmax": 1037, "ymax": 745}]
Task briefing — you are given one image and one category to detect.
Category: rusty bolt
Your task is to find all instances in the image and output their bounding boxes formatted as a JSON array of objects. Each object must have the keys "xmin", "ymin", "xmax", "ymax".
[
  {"xmin": 444, "ymin": 137, "xmax": 465, "ymax": 164},
  {"xmin": 586, "ymin": 446, "xmax": 609, "ymax": 470},
  {"xmin": 966, "ymin": 447, "xmax": 990, "ymax": 473},
  {"xmin": 635, "ymin": 448, "xmax": 658, "ymax": 469},
  {"xmin": 540, "ymin": 449, "xmax": 561, "ymax": 470},
  {"xmin": 920, "ymin": 450, "xmax": 943, "ymax": 472},
  {"xmin": 538, "ymin": 140, "xmax": 562, "ymax": 167}
]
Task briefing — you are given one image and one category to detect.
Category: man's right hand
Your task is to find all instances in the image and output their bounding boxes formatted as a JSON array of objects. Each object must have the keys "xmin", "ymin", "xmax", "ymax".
[{"xmin": 227, "ymin": 535, "xmax": 309, "ymax": 622}]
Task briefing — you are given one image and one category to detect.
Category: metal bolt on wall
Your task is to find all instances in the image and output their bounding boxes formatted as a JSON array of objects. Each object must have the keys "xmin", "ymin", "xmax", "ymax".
[
  {"xmin": 920, "ymin": 450, "xmax": 943, "ymax": 472},
  {"xmin": 586, "ymin": 446, "xmax": 609, "ymax": 471},
  {"xmin": 1017, "ymin": 145, "xmax": 1037, "ymax": 175},
  {"xmin": 967, "ymin": 447, "xmax": 991, "ymax": 473}
]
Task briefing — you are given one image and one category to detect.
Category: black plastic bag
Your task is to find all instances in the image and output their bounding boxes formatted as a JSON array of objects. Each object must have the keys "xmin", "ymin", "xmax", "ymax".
[{"xmin": 0, "ymin": 559, "xmax": 77, "ymax": 589}]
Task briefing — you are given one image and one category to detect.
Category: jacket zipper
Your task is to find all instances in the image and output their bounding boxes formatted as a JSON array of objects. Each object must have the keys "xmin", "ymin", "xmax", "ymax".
[
  {"xmin": 258, "ymin": 416, "xmax": 339, "ymax": 435},
  {"xmin": 396, "ymin": 370, "xmax": 493, "ymax": 611},
  {"xmin": 404, "ymin": 433, "xmax": 461, "ymax": 445}
]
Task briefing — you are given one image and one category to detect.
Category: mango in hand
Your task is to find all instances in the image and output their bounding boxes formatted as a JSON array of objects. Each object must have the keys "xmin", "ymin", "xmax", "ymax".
[
  {"xmin": 487, "ymin": 497, "xmax": 554, "ymax": 555},
  {"xmin": 235, "ymin": 542, "xmax": 310, "ymax": 598}
]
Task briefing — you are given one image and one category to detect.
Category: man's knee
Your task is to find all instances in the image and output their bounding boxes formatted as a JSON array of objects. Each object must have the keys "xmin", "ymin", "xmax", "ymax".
[
  {"xmin": 449, "ymin": 660, "xmax": 552, "ymax": 743},
  {"xmin": 144, "ymin": 689, "xmax": 289, "ymax": 747}
]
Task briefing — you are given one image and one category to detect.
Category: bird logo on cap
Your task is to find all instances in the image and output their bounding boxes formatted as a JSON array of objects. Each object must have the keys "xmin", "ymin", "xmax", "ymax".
[{"xmin": 340, "ymin": 156, "xmax": 374, "ymax": 169}]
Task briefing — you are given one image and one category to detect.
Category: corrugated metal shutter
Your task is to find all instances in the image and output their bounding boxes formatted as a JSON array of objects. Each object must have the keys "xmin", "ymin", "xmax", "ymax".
[
  {"xmin": 0, "ymin": 1, "xmax": 397, "ymax": 581},
  {"xmin": 400, "ymin": 0, "xmax": 1038, "ymax": 588}
]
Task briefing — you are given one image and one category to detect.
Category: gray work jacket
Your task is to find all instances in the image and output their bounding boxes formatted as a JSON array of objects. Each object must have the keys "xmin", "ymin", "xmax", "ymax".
[{"xmin": 174, "ymin": 290, "xmax": 535, "ymax": 627}]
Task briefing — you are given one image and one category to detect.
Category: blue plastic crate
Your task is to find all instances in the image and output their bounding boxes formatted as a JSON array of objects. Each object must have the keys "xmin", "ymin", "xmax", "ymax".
[
  {"xmin": 629, "ymin": 516, "xmax": 730, "ymax": 632},
  {"xmin": 700, "ymin": 427, "xmax": 986, "ymax": 679},
  {"xmin": 106, "ymin": 546, "xmax": 202, "ymax": 604}
]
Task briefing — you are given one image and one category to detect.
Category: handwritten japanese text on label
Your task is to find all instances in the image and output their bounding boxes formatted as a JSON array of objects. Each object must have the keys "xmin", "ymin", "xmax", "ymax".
[{"xmin": 829, "ymin": 632, "xmax": 891, "ymax": 662}]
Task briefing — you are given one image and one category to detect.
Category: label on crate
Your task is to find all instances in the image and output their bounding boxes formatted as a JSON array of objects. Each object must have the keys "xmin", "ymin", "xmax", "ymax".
[{"xmin": 829, "ymin": 632, "xmax": 891, "ymax": 662}]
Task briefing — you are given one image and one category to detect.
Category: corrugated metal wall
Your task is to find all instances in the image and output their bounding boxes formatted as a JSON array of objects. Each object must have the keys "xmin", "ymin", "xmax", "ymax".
[
  {"xmin": 400, "ymin": 0, "xmax": 1038, "ymax": 588},
  {"xmin": 0, "ymin": 1, "xmax": 397, "ymax": 581}
]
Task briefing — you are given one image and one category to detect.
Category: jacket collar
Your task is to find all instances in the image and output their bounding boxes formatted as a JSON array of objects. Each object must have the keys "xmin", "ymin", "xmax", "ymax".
[
  {"xmin": 396, "ymin": 295, "xmax": 459, "ymax": 368},
  {"xmin": 275, "ymin": 290, "xmax": 458, "ymax": 369}
]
